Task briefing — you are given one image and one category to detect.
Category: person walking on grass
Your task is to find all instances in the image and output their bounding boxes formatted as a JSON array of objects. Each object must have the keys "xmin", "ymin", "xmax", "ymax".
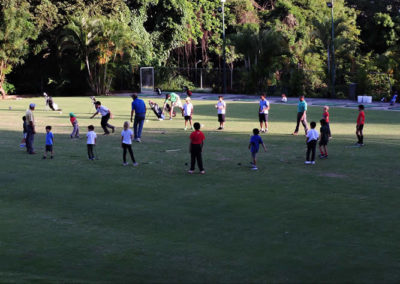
[
  {"xmin": 319, "ymin": 119, "xmax": 329, "ymax": 159},
  {"xmin": 25, "ymin": 103, "xmax": 36, "ymax": 154},
  {"xmin": 188, "ymin": 122, "xmax": 205, "ymax": 174},
  {"xmin": 249, "ymin": 128, "xmax": 267, "ymax": 171},
  {"xmin": 293, "ymin": 95, "xmax": 308, "ymax": 135},
  {"xmin": 183, "ymin": 97, "xmax": 193, "ymax": 130},
  {"xmin": 258, "ymin": 94, "xmax": 270, "ymax": 133},
  {"xmin": 86, "ymin": 125, "xmax": 97, "ymax": 160},
  {"xmin": 121, "ymin": 121, "xmax": 138, "ymax": 166},
  {"xmin": 90, "ymin": 101, "xmax": 115, "ymax": 135},
  {"xmin": 69, "ymin": 112, "xmax": 79, "ymax": 138},
  {"xmin": 130, "ymin": 93, "xmax": 147, "ymax": 142},
  {"xmin": 356, "ymin": 104, "xmax": 365, "ymax": 146},
  {"xmin": 305, "ymin": 121, "xmax": 319, "ymax": 165},
  {"xmin": 215, "ymin": 96, "xmax": 226, "ymax": 130},
  {"xmin": 43, "ymin": 126, "xmax": 54, "ymax": 159}
]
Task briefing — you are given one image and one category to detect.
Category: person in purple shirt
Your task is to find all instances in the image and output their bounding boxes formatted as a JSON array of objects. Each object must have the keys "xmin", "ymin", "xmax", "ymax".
[
  {"xmin": 248, "ymin": 128, "xmax": 267, "ymax": 170},
  {"xmin": 130, "ymin": 93, "xmax": 147, "ymax": 142}
]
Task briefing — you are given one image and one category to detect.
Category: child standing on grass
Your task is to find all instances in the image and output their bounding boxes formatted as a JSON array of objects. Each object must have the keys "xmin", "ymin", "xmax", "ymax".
[
  {"xmin": 20, "ymin": 116, "xmax": 27, "ymax": 147},
  {"xmin": 305, "ymin": 121, "xmax": 319, "ymax": 165},
  {"xmin": 86, "ymin": 125, "xmax": 97, "ymax": 160},
  {"xmin": 69, "ymin": 112, "xmax": 79, "ymax": 138},
  {"xmin": 43, "ymin": 126, "xmax": 54, "ymax": 159},
  {"xmin": 188, "ymin": 122, "xmax": 205, "ymax": 174},
  {"xmin": 319, "ymin": 119, "xmax": 329, "ymax": 159},
  {"xmin": 248, "ymin": 128, "xmax": 267, "ymax": 170},
  {"xmin": 121, "ymin": 121, "xmax": 138, "ymax": 166},
  {"xmin": 215, "ymin": 96, "xmax": 226, "ymax": 130},
  {"xmin": 183, "ymin": 97, "xmax": 193, "ymax": 130},
  {"xmin": 356, "ymin": 105, "xmax": 365, "ymax": 146},
  {"xmin": 322, "ymin": 106, "xmax": 331, "ymax": 138}
]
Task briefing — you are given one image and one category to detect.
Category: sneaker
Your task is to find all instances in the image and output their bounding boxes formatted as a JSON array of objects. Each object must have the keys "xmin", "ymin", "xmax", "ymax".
[
  {"xmin": 265, "ymin": 129, "xmax": 269, "ymax": 133},
  {"xmin": 184, "ymin": 127, "xmax": 187, "ymax": 131},
  {"xmin": 133, "ymin": 162, "xmax": 139, "ymax": 166},
  {"xmin": 260, "ymin": 129, "xmax": 264, "ymax": 133},
  {"xmin": 319, "ymin": 154, "xmax": 325, "ymax": 159},
  {"xmin": 304, "ymin": 161, "xmax": 311, "ymax": 164},
  {"xmin": 200, "ymin": 170, "xmax": 206, "ymax": 174},
  {"xmin": 123, "ymin": 162, "xmax": 128, "ymax": 166},
  {"xmin": 19, "ymin": 144, "xmax": 25, "ymax": 148},
  {"xmin": 103, "ymin": 132, "xmax": 110, "ymax": 136},
  {"xmin": 251, "ymin": 167, "xmax": 258, "ymax": 170},
  {"xmin": 217, "ymin": 127, "xmax": 222, "ymax": 130},
  {"xmin": 136, "ymin": 138, "xmax": 141, "ymax": 143},
  {"xmin": 188, "ymin": 170, "xmax": 194, "ymax": 174},
  {"xmin": 359, "ymin": 143, "xmax": 365, "ymax": 147},
  {"xmin": 311, "ymin": 161, "xmax": 316, "ymax": 165},
  {"xmin": 292, "ymin": 132, "xmax": 298, "ymax": 136},
  {"xmin": 169, "ymin": 117, "xmax": 172, "ymax": 120}
]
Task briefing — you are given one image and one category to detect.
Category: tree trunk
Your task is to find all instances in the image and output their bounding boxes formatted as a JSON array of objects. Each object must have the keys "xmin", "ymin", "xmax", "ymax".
[{"xmin": 0, "ymin": 60, "xmax": 7, "ymax": 99}]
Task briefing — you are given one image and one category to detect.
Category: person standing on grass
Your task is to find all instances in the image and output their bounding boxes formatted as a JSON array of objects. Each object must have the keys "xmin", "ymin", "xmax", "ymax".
[
  {"xmin": 258, "ymin": 94, "xmax": 270, "ymax": 133},
  {"xmin": 130, "ymin": 93, "xmax": 146, "ymax": 142},
  {"xmin": 249, "ymin": 128, "xmax": 267, "ymax": 171},
  {"xmin": 43, "ymin": 126, "xmax": 54, "ymax": 159},
  {"xmin": 183, "ymin": 97, "xmax": 193, "ymax": 130},
  {"xmin": 163, "ymin": 92, "xmax": 183, "ymax": 120},
  {"xmin": 305, "ymin": 121, "xmax": 319, "ymax": 165},
  {"xmin": 215, "ymin": 96, "xmax": 226, "ymax": 130},
  {"xmin": 25, "ymin": 103, "xmax": 36, "ymax": 154},
  {"xmin": 188, "ymin": 122, "xmax": 205, "ymax": 174},
  {"xmin": 86, "ymin": 125, "xmax": 97, "ymax": 160},
  {"xmin": 322, "ymin": 106, "xmax": 331, "ymax": 138},
  {"xmin": 90, "ymin": 101, "xmax": 115, "ymax": 135},
  {"xmin": 293, "ymin": 95, "xmax": 308, "ymax": 135},
  {"xmin": 121, "ymin": 121, "xmax": 138, "ymax": 166},
  {"xmin": 319, "ymin": 119, "xmax": 329, "ymax": 159},
  {"xmin": 20, "ymin": 116, "xmax": 27, "ymax": 148},
  {"xmin": 69, "ymin": 113, "xmax": 79, "ymax": 138},
  {"xmin": 356, "ymin": 105, "xmax": 365, "ymax": 146}
]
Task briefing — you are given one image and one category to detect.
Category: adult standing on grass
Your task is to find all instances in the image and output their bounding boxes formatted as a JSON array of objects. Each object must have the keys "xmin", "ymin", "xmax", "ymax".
[
  {"xmin": 164, "ymin": 92, "xmax": 183, "ymax": 120},
  {"xmin": 259, "ymin": 94, "xmax": 270, "ymax": 133},
  {"xmin": 25, "ymin": 103, "xmax": 36, "ymax": 154},
  {"xmin": 130, "ymin": 93, "xmax": 146, "ymax": 142},
  {"xmin": 293, "ymin": 95, "xmax": 308, "ymax": 135},
  {"xmin": 90, "ymin": 101, "xmax": 115, "ymax": 135}
]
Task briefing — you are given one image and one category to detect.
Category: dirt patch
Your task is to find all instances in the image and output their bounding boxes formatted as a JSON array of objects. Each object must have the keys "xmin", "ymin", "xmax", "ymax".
[{"xmin": 319, "ymin": 172, "xmax": 347, "ymax": 178}]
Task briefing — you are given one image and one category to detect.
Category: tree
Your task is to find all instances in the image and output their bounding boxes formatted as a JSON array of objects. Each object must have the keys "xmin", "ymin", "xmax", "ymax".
[{"xmin": 0, "ymin": 0, "xmax": 38, "ymax": 98}]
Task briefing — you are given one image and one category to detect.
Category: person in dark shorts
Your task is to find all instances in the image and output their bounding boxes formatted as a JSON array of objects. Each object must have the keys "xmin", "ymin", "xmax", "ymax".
[
  {"xmin": 43, "ymin": 126, "xmax": 54, "ymax": 159},
  {"xmin": 356, "ymin": 105, "xmax": 365, "ymax": 146},
  {"xmin": 258, "ymin": 94, "xmax": 270, "ymax": 133},
  {"xmin": 183, "ymin": 97, "xmax": 193, "ymax": 130},
  {"xmin": 215, "ymin": 96, "xmax": 226, "ymax": 130},
  {"xmin": 319, "ymin": 119, "xmax": 329, "ymax": 159}
]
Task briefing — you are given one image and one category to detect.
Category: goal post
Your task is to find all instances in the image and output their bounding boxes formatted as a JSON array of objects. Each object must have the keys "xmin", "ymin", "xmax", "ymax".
[{"xmin": 140, "ymin": 67, "xmax": 154, "ymax": 94}]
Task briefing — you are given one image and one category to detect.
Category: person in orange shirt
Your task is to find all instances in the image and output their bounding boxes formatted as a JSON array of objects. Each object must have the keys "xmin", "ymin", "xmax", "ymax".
[
  {"xmin": 188, "ymin": 122, "xmax": 205, "ymax": 174},
  {"xmin": 356, "ymin": 105, "xmax": 365, "ymax": 146}
]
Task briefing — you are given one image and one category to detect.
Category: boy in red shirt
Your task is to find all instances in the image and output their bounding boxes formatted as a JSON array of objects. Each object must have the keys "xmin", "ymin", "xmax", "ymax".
[
  {"xmin": 356, "ymin": 105, "xmax": 365, "ymax": 146},
  {"xmin": 188, "ymin": 122, "xmax": 205, "ymax": 174},
  {"xmin": 322, "ymin": 106, "xmax": 331, "ymax": 138}
]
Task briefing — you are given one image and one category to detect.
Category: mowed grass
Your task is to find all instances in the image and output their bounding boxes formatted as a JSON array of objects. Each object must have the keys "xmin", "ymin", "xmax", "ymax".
[{"xmin": 0, "ymin": 96, "xmax": 400, "ymax": 282}]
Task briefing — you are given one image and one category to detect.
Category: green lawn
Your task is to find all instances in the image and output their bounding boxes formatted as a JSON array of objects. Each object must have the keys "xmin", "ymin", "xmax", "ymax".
[{"xmin": 1, "ymin": 96, "xmax": 400, "ymax": 282}]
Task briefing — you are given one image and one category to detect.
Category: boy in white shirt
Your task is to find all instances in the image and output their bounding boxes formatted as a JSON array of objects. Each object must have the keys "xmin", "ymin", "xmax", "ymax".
[
  {"xmin": 121, "ymin": 121, "xmax": 138, "ymax": 166},
  {"xmin": 86, "ymin": 125, "xmax": 97, "ymax": 160},
  {"xmin": 305, "ymin": 121, "xmax": 319, "ymax": 165},
  {"xmin": 183, "ymin": 97, "xmax": 193, "ymax": 130},
  {"xmin": 215, "ymin": 96, "xmax": 226, "ymax": 130}
]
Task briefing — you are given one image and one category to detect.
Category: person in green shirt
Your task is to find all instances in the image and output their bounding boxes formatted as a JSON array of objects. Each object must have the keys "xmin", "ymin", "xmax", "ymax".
[
  {"xmin": 293, "ymin": 95, "xmax": 308, "ymax": 135},
  {"xmin": 163, "ymin": 93, "xmax": 183, "ymax": 120}
]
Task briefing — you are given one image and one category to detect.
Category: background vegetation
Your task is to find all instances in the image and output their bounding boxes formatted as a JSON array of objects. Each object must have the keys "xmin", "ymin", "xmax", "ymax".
[{"xmin": 1, "ymin": 0, "xmax": 400, "ymax": 97}]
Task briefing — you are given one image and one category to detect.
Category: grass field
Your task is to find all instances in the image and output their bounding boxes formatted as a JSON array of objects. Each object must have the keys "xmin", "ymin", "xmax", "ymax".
[{"xmin": 1, "ymin": 96, "xmax": 400, "ymax": 282}]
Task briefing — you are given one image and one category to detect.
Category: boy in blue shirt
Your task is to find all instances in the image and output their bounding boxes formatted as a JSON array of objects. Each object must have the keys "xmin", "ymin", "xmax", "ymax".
[
  {"xmin": 293, "ymin": 95, "xmax": 308, "ymax": 135},
  {"xmin": 43, "ymin": 125, "xmax": 54, "ymax": 159},
  {"xmin": 248, "ymin": 128, "xmax": 267, "ymax": 170}
]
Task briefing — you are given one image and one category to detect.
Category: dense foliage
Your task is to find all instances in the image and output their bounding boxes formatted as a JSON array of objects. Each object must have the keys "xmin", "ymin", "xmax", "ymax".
[{"xmin": 2, "ymin": 0, "xmax": 400, "ymax": 98}]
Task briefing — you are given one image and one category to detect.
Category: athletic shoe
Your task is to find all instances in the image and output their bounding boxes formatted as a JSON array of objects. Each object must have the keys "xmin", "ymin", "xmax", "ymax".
[
  {"xmin": 251, "ymin": 167, "xmax": 258, "ymax": 170},
  {"xmin": 304, "ymin": 161, "xmax": 311, "ymax": 164},
  {"xmin": 217, "ymin": 127, "xmax": 222, "ymax": 130},
  {"xmin": 358, "ymin": 143, "xmax": 365, "ymax": 146},
  {"xmin": 200, "ymin": 170, "xmax": 206, "ymax": 174},
  {"xmin": 123, "ymin": 162, "xmax": 128, "ymax": 166},
  {"xmin": 136, "ymin": 138, "xmax": 141, "ymax": 143},
  {"xmin": 265, "ymin": 129, "xmax": 269, "ymax": 133},
  {"xmin": 184, "ymin": 127, "xmax": 187, "ymax": 131},
  {"xmin": 19, "ymin": 144, "xmax": 25, "ymax": 147},
  {"xmin": 311, "ymin": 161, "xmax": 315, "ymax": 165},
  {"xmin": 188, "ymin": 170, "xmax": 194, "ymax": 174},
  {"xmin": 169, "ymin": 117, "xmax": 172, "ymax": 120},
  {"xmin": 133, "ymin": 162, "xmax": 139, "ymax": 166},
  {"xmin": 319, "ymin": 154, "xmax": 325, "ymax": 159},
  {"xmin": 103, "ymin": 132, "xmax": 109, "ymax": 135},
  {"xmin": 292, "ymin": 132, "xmax": 298, "ymax": 136}
]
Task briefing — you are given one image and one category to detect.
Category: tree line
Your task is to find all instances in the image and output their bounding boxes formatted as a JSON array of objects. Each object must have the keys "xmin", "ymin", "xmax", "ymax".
[{"xmin": 1, "ymin": 0, "xmax": 400, "ymax": 98}]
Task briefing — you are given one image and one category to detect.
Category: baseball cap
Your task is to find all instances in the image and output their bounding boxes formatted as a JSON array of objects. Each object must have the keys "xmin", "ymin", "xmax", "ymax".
[{"xmin": 29, "ymin": 103, "xmax": 36, "ymax": 108}]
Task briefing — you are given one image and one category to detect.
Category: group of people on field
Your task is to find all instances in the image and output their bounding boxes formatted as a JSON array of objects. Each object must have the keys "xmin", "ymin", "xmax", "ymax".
[{"xmin": 21, "ymin": 93, "xmax": 366, "ymax": 172}]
